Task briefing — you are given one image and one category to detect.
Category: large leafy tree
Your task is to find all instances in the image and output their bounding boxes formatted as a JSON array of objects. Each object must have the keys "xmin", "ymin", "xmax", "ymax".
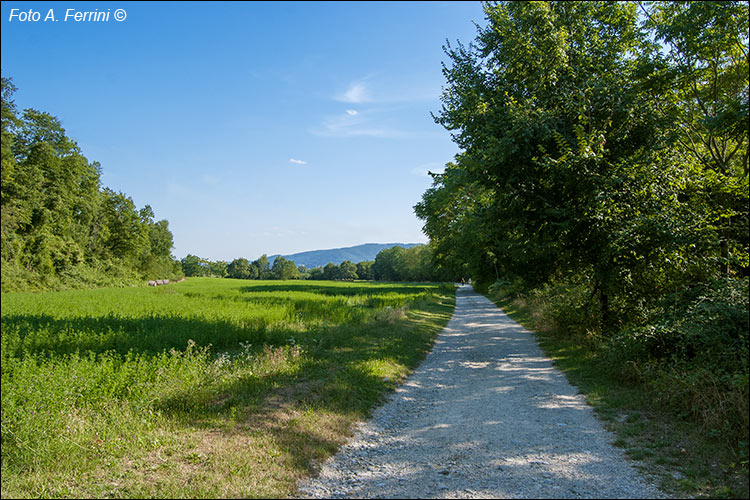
[
  {"xmin": 426, "ymin": 1, "xmax": 661, "ymax": 324},
  {"xmin": 415, "ymin": 161, "xmax": 496, "ymax": 283},
  {"xmin": 322, "ymin": 262, "xmax": 338, "ymax": 281},
  {"xmin": 373, "ymin": 246, "xmax": 406, "ymax": 281},
  {"xmin": 271, "ymin": 256, "xmax": 300, "ymax": 280},
  {"xmin": 338, "ymin": 260, "xmax": 358, "ymax": 280},
  {"xmin": 416, "ymin": 1, "xmax": 749, "ymax": 328},
  {"xmin": 356, "ymin": 260, "xmax": 375, "ymax": 280},
  {"xmin": 641, "ymin": 1, "xmax": 749, "ymax": 276},
  {"xmin": 253, "ymin": 254, "xmax": 271, "ymax": 279},
  {"xmin": 227, "ymin": 258, "xmax": 252, "ymax": 279},
  {"xmin": 181, "ymin": 254, "xmax": 209, "ymax": 277}
]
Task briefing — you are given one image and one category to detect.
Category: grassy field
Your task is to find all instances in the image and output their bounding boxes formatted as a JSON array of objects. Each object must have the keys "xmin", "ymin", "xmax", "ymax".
[{"xmin": 1, "ymin": 278, "xmax": 456, "ymax": 498}]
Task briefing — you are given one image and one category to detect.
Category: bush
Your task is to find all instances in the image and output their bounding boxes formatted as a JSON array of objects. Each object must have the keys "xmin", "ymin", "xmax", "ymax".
[
  {"xmin": 602, "ymin": 278, "xmax": 749, "ymax": 450},
  {"xmin": 643, "ymin": 364, "xmax": 748, "ymax": 448},
  {"xmin": 488, "ymin": 277, "xmax": 600, "ymax": 338},
  {"xmin": 488, "ymin": 275, "xmax": 749, "ymax": 453},
  {"xmin": 604, "ymin": 278, "xmax": 749, "ymax": 375}
]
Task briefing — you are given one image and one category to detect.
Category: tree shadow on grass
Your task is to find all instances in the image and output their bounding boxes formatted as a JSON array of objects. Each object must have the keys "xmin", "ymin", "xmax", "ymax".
[
  {"xmin": 166, "ymin": 357, "xmax": 406, "ymax": 479},
  {"xmin": 1, "ymin": 314, "xmax": 283, "ymax": 359},
  {"xmin": 146, "ymin": 295, "xmax": 454, "ymax": 487},
  {"xmin": 239, "ymin": 281, "xmax": 443, "ymax": 297}
]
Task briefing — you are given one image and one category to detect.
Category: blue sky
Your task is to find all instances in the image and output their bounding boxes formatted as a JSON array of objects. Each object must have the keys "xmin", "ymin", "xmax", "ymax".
[{"xmin": 1, "ymin": 1, "xmax": 485, "ymax": 261}]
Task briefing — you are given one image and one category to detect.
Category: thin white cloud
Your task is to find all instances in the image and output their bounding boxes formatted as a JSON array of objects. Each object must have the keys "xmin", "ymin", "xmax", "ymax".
[
  {"xmin": 346, "ymin": 109, "xmax": 358, "ymax": 116},
  {"xmin": 289, "ymin": 158, "xmax": 307, "ymax": 165},
  {"xmin": 335, "ymin": 73, "xmax": 442, "ymax": 105},
  {"xmin": 337, "ymin": 82, "xmax": 369, "ymax": 103},
  {"xmin": 310, "ymin": 108, "xmax": 408, "ymax": 139}
]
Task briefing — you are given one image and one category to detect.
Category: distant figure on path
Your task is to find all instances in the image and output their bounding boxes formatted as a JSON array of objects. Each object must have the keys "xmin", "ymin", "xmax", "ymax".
[{"xmin": 460, "ymin": 278, "xmax": 465, "ymax": 286}]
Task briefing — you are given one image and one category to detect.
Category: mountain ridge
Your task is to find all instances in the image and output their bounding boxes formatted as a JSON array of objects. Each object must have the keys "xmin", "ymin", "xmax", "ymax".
[{"xmin": 269, "ymin": 242, "xmax": 422, "ymax": 268}]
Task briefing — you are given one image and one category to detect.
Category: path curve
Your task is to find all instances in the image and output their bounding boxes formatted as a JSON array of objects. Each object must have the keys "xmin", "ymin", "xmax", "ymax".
[{"xmin": 297, "ymin": 285, "xmax": 666, "ymax": 499}]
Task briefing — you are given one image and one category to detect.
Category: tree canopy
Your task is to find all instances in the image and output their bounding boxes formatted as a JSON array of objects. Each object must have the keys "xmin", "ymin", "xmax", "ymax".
[
  {"xmin": 1, "ymin": 77, "xmax": 182, "ymax": 291},
  {"xmin": 415, "ymin": 0, "xmax": 748, "ymax": 329}
]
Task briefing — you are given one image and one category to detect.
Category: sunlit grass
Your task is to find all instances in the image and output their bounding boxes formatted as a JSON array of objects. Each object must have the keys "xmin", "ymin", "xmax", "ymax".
[{"xmin": 1, "ymin": 278, "xmax": 456, "ymax": 498}]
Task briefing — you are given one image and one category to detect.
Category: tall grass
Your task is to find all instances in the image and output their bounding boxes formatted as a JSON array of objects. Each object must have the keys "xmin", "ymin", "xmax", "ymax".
[{"xmin": 1, "ymin": 278, "xmax": 455, "ymax": 498}]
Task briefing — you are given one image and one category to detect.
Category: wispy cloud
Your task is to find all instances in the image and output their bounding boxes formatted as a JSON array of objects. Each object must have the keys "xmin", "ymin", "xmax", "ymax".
[
  {"xmin": 316, "ymin": 75, "xmax": 440, "ymax": 138},
  {"xmin": 336, "ymin": 82, "xmax": 370, "ymax": 103},
  {"xmin": 289, "ymin": 158, "xmax": 307, "ymax": 165},
  {"xmin": 310, "ymin": 109, "xmax": 406, "ymax": 139},
  {"xmin": 335, "ymin": 74, "xmax": 441, "ymax": 105}
]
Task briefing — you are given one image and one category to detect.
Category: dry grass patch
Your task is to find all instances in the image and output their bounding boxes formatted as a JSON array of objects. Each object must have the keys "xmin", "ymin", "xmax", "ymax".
[{"xmin": 105, "ymin": 396, "xmax": 357, "ymax": 497}]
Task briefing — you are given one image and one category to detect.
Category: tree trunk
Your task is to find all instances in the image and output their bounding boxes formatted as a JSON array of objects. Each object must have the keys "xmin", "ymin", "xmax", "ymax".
[
  {"xmin": 719, "ymin": 213, "xmax": 733, "ymax": 277},
  {"xmin": 720, "ymin": 238, "xmax": 729, "ymax": 277},
  {"xmin": 598, "ymin": 286, "xmax": 610, "ymax": 332}
]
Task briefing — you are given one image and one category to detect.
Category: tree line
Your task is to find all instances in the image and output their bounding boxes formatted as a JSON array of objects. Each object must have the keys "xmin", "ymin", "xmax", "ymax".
[
  {"xmin": 0, "ymin": 74, "xmax": 451, "ymax": 293},
  {"xmin": 181, "ymin": 244, "xmax": 454, "ymax": 282},
  {"xmin": 1, "ymin": 77, "xmax": 183, "ymax": 292}
]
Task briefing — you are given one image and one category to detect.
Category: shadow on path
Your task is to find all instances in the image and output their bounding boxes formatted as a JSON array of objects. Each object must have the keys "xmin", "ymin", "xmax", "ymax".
[{"xmin": 298, "ymin": 285, "xmax": 666, "ymax": 499}]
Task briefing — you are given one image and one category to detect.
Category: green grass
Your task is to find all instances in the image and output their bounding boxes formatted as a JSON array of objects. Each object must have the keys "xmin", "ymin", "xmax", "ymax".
[
  {"xmin": 489, "ymin": 291, "xmax": 749, "ymax": 499},
  {"xmin": 1, "ymin": 278, "xmax": 456, "ymax": 498}
]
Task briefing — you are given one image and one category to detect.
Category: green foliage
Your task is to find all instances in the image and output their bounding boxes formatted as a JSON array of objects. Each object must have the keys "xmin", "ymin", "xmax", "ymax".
[
  {"xmin": 417, "ymin": 0, "xmax": 749, "ymax": 327},
  {"xmin": 424, "ymin": 4, "xmax": 748, "ymax": 482},
  {"xmin": 642, "ymin": 1, "xmax": 749, "ymax": 278},
  {"xmin": 227, "ymin": 257, "xmax": 252, "ymax": 279},
  {"xmin": 322, "ymin": 262, "xmax": 338, "ymax": 280},
  {"xmin": 338, "ymin": 260, "xmax": 358, "ymax": 280},
  {"xmin": 195, "ymin": 249, "xmax": 445, "ymax": 285},
  {"xmin": 271, "ymin": 256, "xmax": 300, "ymax": 280},
  {"xmin": 370, "ymin": 245, "xmax": 451, "ymax": 282},
  {"xmin": 308, "ymin": 266, "xmax": 324, "ymax": 280},
  {"xmin": 606, "ymin": 278, "xmax": 749, "ymax": 377},
  {"xmin": 207, "ymin": 259, "xmax": 228, "ymax": 278},
  {"xmin": 356, "ymin": 260, "xmax": 375, "ymax": 280},
  {"xmin": 0, "ymin": 77, "xmax": 182, "ymax": 291},
  {"xmin": 254, "ymin": 254, "xmax": 271, "ymax": 279},
  {"xmin": 372, "ymin": 246, "xmax": 404, "ymax": 281},
  {"xmin": 181, "ymin": 254, "xmax": 209, "ymax": 277}
]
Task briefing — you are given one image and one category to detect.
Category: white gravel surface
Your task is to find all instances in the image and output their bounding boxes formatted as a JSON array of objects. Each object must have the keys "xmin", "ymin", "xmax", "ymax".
[{"xmin": 297, "ymin": 285, "xmax": 667, "ymax": 499}]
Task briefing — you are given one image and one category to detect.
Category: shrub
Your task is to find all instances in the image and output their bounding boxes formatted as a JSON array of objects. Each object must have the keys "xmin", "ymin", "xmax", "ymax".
[{"xmin": 604, "ymin": 278, "xmax": 749, "ymax": 375}]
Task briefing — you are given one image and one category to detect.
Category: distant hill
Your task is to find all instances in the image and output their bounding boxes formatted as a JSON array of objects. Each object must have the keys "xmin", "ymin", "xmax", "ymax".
[{"xmin": 270, "ymin": 243, "xmax": 421, "ymax": 268}]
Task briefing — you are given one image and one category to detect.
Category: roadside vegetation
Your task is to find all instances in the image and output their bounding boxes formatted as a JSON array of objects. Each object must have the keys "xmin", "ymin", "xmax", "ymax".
[
  {"xmin": 1, "ymin": 278, "xmax": 455, "ymax": 498},
  {"xmin": 487, "ymin": 279, "xmax": 748, "ymax": 498},
  {"xmin": 415, "ymin": 2, "xmax": 748, "ymax": 497}
]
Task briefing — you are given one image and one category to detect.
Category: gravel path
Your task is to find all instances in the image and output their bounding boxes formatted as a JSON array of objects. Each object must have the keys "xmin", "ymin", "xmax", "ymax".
[{"xmin": 297, "ymin": 285, "xmax": 666, "ymax": 499}]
